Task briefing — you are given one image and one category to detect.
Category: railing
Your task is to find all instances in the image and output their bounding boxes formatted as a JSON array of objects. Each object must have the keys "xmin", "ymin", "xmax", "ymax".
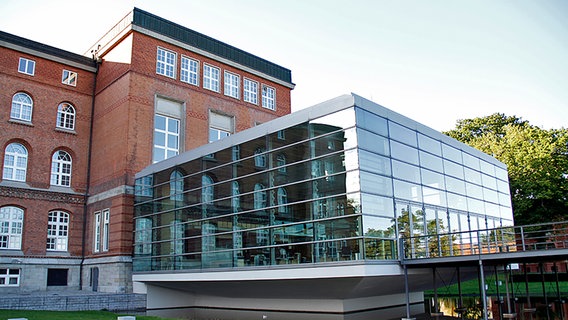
[{"xmin": 401, "ymin": 221, "xmax": 568, "ymax": 260}]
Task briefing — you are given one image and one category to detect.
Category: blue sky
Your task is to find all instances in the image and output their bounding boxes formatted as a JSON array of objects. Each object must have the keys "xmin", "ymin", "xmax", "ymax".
[{"xmin": 1, "ymin": 0, "xmax": 566, "ymax": 131}]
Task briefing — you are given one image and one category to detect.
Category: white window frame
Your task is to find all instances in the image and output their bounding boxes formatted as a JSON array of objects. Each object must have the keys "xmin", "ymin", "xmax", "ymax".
[
  {"xmin": 254, "ymin": 147, "xmax": 267, "ymax": 168},
  {"xmin": 153, "ymin": 114, "xmax": 180, "ymax": 163},
  {"xmin": 203, "ymin": 64, "xmax": 220, "ymax": 92},
  {"xmin": 224, "ymin": 71, "xmax": 240, "ymax": 99},
  {"xmin": 0, "ymin": 206, "xmax": 24, "ymax": 250},
  {"xmin": 202, "ymin": 175, "xmax": 214, "ymax": 204},
  {"xmin": 156, "ymin": 47, "xmax": 176, "ymax": 78},
  {"xmin": 180, "ymin": 56, "xmax": 199, "ymax": 85},
  {"xmin": 243, "ymin": 78, "xmax": 258, "ymax": 104},
  {"xmin": 47, "ymin": 211, "xmax": 69, "ymax": 251},
  {"xmin": 134, "ymin": 218, "xmax": 152, "ymax": 255},
  {"xmin": 62, "ymin": 70, "xmax": 77, "ymax": 86},
  {"xmin": 11, "ymin": 92, "xmax": 33, "ymax": 122},
  {"xmin": 3, "ymin": 143, "xmax": 28, "ymax": 182},
  {"xmin": 262, "ymin": 85, "xmax": 276, "ymax": 110},
  {"xmin": 50, "ymin": 150, "xmax": 72, "ymax": 187},
  {"xmin": 102, "ymin": 209, "xmax": 110, "ymax": 252},
  {"xmin": 94, "ymin": 212, "xmax": 101, "ymax": 253},
  {"xmin": 56, "ymin": 103, "xmax": 75, "ymax": 130},
  {"xmin": 18, "ymin": 57, "xmax": 35, "ymax": 76},
  {"xmin": 254, "ymin": 183, "xmax": 267, "ymax": 209},
  {"xmin": 0, "ymin": 268, "xmax": 20, "ymax": 287}
]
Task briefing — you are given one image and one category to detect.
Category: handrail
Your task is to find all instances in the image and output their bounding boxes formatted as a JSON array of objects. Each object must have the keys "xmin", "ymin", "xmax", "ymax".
[{"xmin": 401, "ymin": 220, "xmax": 568, "ymax": 260}]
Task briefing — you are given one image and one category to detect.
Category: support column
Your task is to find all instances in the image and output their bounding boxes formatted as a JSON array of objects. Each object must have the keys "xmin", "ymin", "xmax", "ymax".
[
  {"xmin": 479, "ymin": 259, "xmax": 489, "ymax": 320},
  {"xmin": 402, "ymin": 264, "xmax": 415, "ymax": 320}
]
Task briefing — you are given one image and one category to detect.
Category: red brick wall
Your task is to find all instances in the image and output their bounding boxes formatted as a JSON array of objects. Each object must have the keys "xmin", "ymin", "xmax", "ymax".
[{"xmin": 0, "ymin": 46, "xmax": 95, "ymax": 257}]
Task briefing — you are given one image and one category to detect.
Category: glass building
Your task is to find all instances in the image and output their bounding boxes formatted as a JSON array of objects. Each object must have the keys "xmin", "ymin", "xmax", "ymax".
[{"xmin": 133, "ymin": 94, "xmax": 512, "ymax": 273}]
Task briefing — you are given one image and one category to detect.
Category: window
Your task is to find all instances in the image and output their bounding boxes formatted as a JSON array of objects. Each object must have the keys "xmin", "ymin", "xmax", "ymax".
[
  {"xmin": 243, "ymin": 78, "xmax": 258, "ymax": 104},
  {"xmin": 203, "ymin": 64, "xmax": 220, "ymax": 92},
  {"xmin": 0, "ymin": 206, "xmax": 23, "ymax": 249},
  {"xmin": 56, "ymin": 103, "xmax": 75, "ymax": 130},
  {"xmin": 18, "ymin": 57, "xmax": 35, "ymax": 75},
  {"xmin": 202, "ymin": 175, "xmax": 214, "ymax": 204},
  {"xmin": 3, "ymin": 143, "xmax": 28, "ymax": 182},
  {"xmin": 276, "ymin": 154, "xmax": 286, "ymax": 173},
  {"xmin": 180, "ymin": 56, "xmax": 199, "ymax": 85},
  {"xmin": 277, "ymin": 187, "xmax": 288, "ymax": 214},
  {"xmin": 47, "ymin": 211, "xmax": 69, "ymax": 251},
  {"xmin": 51, "ymin": 151, "xmax": 72, "ymax": 187},
  {"xmin": 93, "ymin": 212, "xmax": 101, "ymax": 253},
  {"xmin": 262, "ymin": 85, "xmax": 275, "ymax": 110},
  {"xmin": 254, "ymin": 147, "xmax": 266, "ymax": 168},
  {"xmin": 135, "ymin": 176, "xmax": 153, "ymax": 197},
  {"xmin": 102, "ymin": 209, "xmax": 109, "ymax": 252},
  {"xmin": 10, "ymin": 92, "xmax": 33, "ymax": 122},
  {"xmin": 209, "ymin": 112, "xmax": 233, "ymax": 143},
  {"xmin": 0, "ymin": 268, "xmax": 20, "ymax": 286},
  {"xmin": 232, "ymin": 181, "xmax": 240, "ymax": 212},
  {"xmin": 169, "ymin": 170, "xmax": 183, "ymax": 201},
  {"xmin": 153, "ymin": 114, "xmax": 180, "ymax": 163},
  {"xmin": 224, "ymin": 71, "xmax": 239, "ymax": 99},
  {"xmin": 47, "ymin": 269, "xmax": 68, "ymax": 286},
  {"xmin": 254, "ymin": 183, "xmax": 267, "ymax": 209},
  {"xmin": 156, "ymin": 47, "xmax": 176, "ymax": 78},
  {"xmin": 135, "ymin": 218, "xmax": 152, "ymax": 255},
  {"xmin": 62, "ymin": 70, "xmax": 77, "ymax": 86}
]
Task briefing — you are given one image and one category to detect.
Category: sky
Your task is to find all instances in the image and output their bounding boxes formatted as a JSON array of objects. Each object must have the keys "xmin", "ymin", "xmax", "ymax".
[{"xmin": 1, "ymin": 0, "xmax": 566, "ymax": 132}]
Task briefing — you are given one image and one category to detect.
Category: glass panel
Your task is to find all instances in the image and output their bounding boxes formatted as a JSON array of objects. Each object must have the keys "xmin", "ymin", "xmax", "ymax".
[
  {"xmin": 442, "ymin": 144, "xmax": 462, "ymax": 163},
  {"xmin": 483, "ymin": 188, "xmax": 499, "ymax": 204},
  {"xmin": 357, "ymin": 129, "xmax": 390, "ymax": 156},
  {"xmin": 464, "ymin": 167, "xmax": 482, "ymax": 185},
  {"xmin": 360, "ymin": 172, "xmax": 393, "ymax": 196},
  {"xmin": 443, "ymin": 159, "xmax": 464, "ymax": 179},
  {"xmin": 447, "ymin": 192, "xmax": 467, "ymax": 211},
  {"xmin": 388, "ymin": 121, "xmax": 417, "ymax": 147},
  {"xmin": 392, "ymin": 160, "xmax": 420, "ymax": 182},
  {"xmin": 421, "ymin": 168, "xmax": 445, "ymax": 189},
  {"xmin": 419, "ymin": 150, "xmax": 444, "ymax": 173},
  {"xmin": 393, "ymin": 179, "xmax": 422, "ymax": 202},
  {"xmin": 359, "ymin": 150, "xmax": 391, "ymax": 175},
  {"xmin": 356, "ymin": 108, "xmax": 388, "ymax": 137},
  {"xmin": 445, "ymin": 176, "xmax": 465, "ymax": 195},
  {"xmin": 390, "ymin": 141, "xmax": 419, "ymax": 165},
  {"xmin": 423, "ymin": 186, "xmax": 447, "ymax": 206},
  {"xmin": 311, "ymin": 107, "xmax": 355, "ymax": 130},
  {"xmin": 466, "ymin": 182, "xmax": 483, "ymax": 199},
  {"xmin": 363, "ymin": 215, "xmax": 395, "ymax": 238},
  {"xmin": 361, "ymin": 193, "xmax": 394, "ymax": 217},
  {"xmin": 481, "ymin": 173, "xmax": 497, "ymax": 190},
  {"xmin": 418, "ymin": 134, "xmax": 442, "ymax": 156}
]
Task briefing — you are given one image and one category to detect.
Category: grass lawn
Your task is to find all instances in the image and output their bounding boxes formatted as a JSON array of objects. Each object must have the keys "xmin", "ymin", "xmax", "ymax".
[{"xmin": 0, "ymin": 310, "xmax": 181, "ymax": 320}]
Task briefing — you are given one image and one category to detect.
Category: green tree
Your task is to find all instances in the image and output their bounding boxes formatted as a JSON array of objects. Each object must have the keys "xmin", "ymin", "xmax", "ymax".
[{"xmin": 444, "ymin": 113, "xmax": 568, "ymax": 225}]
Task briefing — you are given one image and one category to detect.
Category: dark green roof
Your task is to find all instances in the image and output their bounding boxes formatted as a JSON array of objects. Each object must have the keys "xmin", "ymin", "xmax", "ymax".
[
  {"xmin": 132, "ymin": 8, "xmax": 292, "ymax": 84},
  {"xmin": 0, "ymin": 30, "xmax": 97, "ymax": 69}
]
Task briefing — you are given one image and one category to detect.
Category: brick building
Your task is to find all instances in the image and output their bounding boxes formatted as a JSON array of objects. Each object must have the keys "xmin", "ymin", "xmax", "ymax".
[{"xmin": 0, "ymin": 8, "xmax": 294, "ymax": 293}]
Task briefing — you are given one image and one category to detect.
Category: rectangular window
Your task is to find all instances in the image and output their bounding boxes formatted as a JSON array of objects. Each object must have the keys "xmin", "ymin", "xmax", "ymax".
[
  {"xmin": 262, "ymin": 85, "xmax": 276, "ymax": 110},
  {"xmin": 244, "ymin": 78, "xmax": 258, "ymax": 104},
  {"xmin": 47, "ymin": 269, "xmax": 68, "ymax": 286},
  {"xmin": 224, "ymin": 71, "xmax": 239, "ymax": 99},
  {"xmin": 153, "ymin": 114, "xmax": 180, "ymax": 163},
  {"xmin": 94, "ymin": 212, "xmax": 101, "ymax": 253},
  {"xmin": 102, "ymin": 209, "xmax": 110, "ymax": 252},
  {"xmin": 61, "ymin": 70, "xmax": 77, "ymax": 86},
  {"xmin": 209, "ymin": 111, "xmax": 233, "ymax": 143},
  {"xmin": 0, "ymin": 268, "xmax": 20, "ymax": 286},
  {"xmin": 18, "ymin": 58, "xmax": 35, "ymax": 75},
  {"xmin": 203, "ymin": 64, "xmax": 220, "ymax": 92},
  {"xmin": 180, "ymin": 56, "xmax": 199, "ymax": 85},
  {"xmin": 156, "ymin": 47, "xmax": 176, "ymax": 78}
]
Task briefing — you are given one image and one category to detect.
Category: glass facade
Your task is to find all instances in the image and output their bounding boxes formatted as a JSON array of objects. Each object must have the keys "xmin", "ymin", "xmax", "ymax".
[{"xmin": 134, "ymin": 99, "xmax": 512, "ymax": 272}]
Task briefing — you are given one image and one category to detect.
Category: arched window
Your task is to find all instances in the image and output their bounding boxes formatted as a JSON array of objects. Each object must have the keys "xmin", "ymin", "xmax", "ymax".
[
  {"xmin": 0, "ymin": 206, "xmax": 24, "ymax": 249},
  {"xmin": 169, "ymin": 170, "xmax": 183, "ymax": 201},
  {"xmin": 254, "ymin": 183, "xmax": 267, "ymax": 210},
  {"xmin": 51, "ymin": 150, "xmax": 72, "ymax": 187},
  {"xmin": 56, "ymin": 103, "xmax": 76, "ymax": 130},
  {"xmin": 3, "ymin": 143, "xmax": 28, "ymax": 182},
  {"xmin": 232, "ymin": 181, "xmax": 240, "ymax": 212},
  {"xmin": 202, "ymin": 175, "xmax": 214, "ymax": 204},
  {"xmin": 277, "ymin": 187, "xmax": 288, "ymax": 214},
  {"xmin": 47, "ymin": 211, "xmax": 69, "ymax": 251},
  {"xmin": 254, "ymin": 147, "xmax": 266, "ymax": 168},
  {"xmin": 10, "ymin": 93, "xmax": 33, "ymax": 122},
  {"xmin": 276, "ymin": 154, "xmax": 286, "ymax": 173}
]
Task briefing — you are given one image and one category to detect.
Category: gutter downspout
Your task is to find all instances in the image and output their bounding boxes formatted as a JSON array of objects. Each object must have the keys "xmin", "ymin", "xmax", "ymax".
[{"xmin": 79, "ymin": 57, "xmax": 99, "ymax": 290}]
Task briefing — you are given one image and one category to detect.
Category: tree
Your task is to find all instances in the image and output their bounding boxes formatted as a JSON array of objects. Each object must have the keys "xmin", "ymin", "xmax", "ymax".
[{"xmin": 444, "ymin": 114, "xmax": 568, "ymax": 225}]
